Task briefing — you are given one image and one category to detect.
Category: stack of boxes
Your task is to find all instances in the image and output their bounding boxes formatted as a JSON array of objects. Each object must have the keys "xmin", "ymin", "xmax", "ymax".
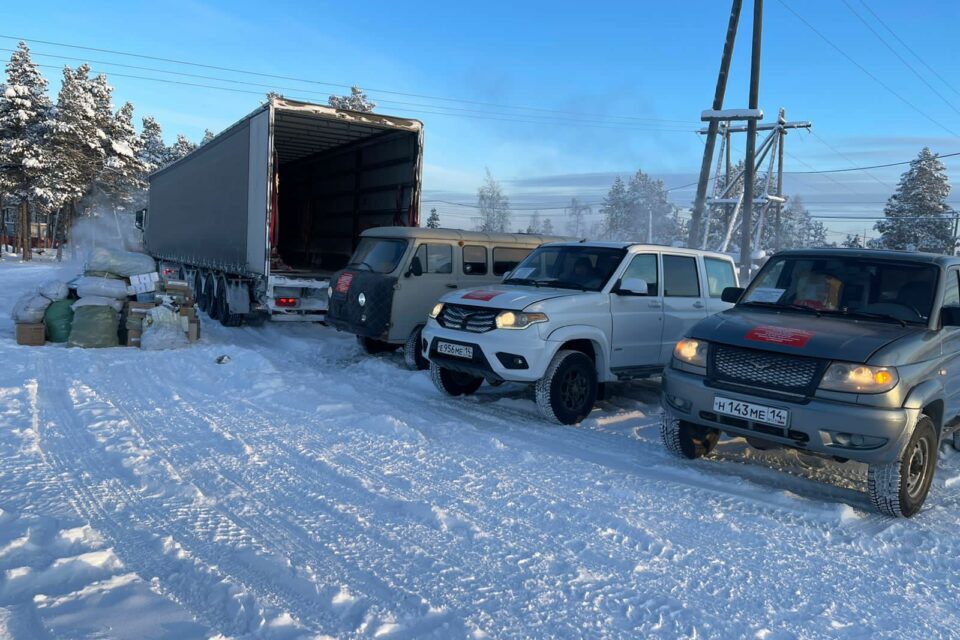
[{"xmin": 123, "ymin": 276, "xmax": 200, "ymax": 347}]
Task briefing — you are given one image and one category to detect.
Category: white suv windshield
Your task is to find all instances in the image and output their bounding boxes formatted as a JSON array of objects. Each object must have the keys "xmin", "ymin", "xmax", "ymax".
[
  {"xmin": 348, "ymin": 238, "xmax": 409, "ymax": 274},
  {"xmin": 505, "ymin": 246, "xmax": 626, "ymax": 292},
  {"xmin": 743, "ymin": 255, "xmax": 939, "ymax": 324}
]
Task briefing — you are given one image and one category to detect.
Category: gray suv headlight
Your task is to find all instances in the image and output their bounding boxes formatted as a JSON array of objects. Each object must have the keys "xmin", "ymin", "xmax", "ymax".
[
  {"xmin": 818, "ymin": 363, "xmax": 898, "ymax": 394},
  {"xmin": 673, "ymin": 339, "xmax": 708, "ymax": 368}
]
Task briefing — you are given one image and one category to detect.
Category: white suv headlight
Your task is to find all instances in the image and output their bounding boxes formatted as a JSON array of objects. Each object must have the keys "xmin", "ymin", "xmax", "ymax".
[
  {"xmin": 819, "ymin": 363, "xmax": 898, "ymax": 394},
  {"xmin": 495, "ymin": 310, "xmax": 548, "ymax": 329},
  {"xmin": 429, "ymin": 303, "xmax": 444, "ymax": 319},
  {"xmin": 673, "ymin": 339, "xmax": 708, "ymax": 367}
]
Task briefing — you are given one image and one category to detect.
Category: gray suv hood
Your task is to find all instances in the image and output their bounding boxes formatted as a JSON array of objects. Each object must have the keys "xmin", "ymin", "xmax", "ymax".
[{"xmin": 689, "ymin": 308, "xmax": 922, "ymax": 363}]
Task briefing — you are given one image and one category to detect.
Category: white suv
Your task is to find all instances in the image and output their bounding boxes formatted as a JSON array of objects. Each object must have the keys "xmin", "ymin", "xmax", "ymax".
[{"xmin": 422, "ymin": 242, "xmax": 738, "ymax": 423}]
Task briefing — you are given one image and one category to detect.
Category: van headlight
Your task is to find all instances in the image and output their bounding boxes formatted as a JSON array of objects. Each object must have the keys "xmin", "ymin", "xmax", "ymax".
[
  {"xmin": 495, "ymin": 311, "xmax": 548, "ymax": 329},
  {"xmin": 819, "ymin": 363, "xmax": 899, "ymax": 394},
  {"xmin": 673, "ymin": 339, "xmax": 708, "ymax": 367},
  {"xmin": 429, "ymin": 303, "xmax": 444, "ymax": 319}
]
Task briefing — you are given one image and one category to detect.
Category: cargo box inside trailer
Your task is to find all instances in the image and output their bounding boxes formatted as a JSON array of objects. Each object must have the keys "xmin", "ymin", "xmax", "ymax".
[{"xmin": 272, "ymin": 106, "xmax": 423, "ymax": 276}]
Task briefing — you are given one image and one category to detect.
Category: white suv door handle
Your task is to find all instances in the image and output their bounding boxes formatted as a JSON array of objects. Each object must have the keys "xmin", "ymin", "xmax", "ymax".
[
  {"xmin": 648, "ymin": 300, "xmax": 662, "ymax": 308},
  {"xmin": 693, "ymin": 301, "xmax": 705, "ymax": 309}
]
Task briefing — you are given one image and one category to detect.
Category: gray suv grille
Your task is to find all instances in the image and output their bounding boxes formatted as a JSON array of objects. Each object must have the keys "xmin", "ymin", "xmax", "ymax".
[
  {"xmin": 711, "ymin": 344, "xmax": 823, "ymax": 394},
  {"xmin": 439, "ymin": 304, "xmax": 499, "ymax": 333}
]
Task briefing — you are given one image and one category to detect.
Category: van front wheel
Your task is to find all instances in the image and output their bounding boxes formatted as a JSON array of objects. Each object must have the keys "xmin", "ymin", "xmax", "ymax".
[
  {"xmin": 535, "ymin": 350, "xmax": 598, "ymax": 425},
  {"xmin": 430, "ymin": 362, "xmax": 483, "ymax": 397},
  {"xmin": 403, "ymin": 327, "xmax": 428, "ymax": 370}
]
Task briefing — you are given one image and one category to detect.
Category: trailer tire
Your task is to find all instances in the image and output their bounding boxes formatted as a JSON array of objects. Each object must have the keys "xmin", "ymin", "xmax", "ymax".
[
  {"xmin": 403, "ymin": 326, "xmax": 428, "ymax": 371},
  {"xmin": 218, "ymin": 278, "xmax": 244, "ymax": 327},
  {"xmin": 430, "ymin": 362, "xmax": 483, "ymax": 397},
  {"xmin": 205, "ymin": 273, "xmax": 221, "ymax": 321},
  {"xmin": 195, "ymin": 271, "xmax": 208, "ymax": 312}
]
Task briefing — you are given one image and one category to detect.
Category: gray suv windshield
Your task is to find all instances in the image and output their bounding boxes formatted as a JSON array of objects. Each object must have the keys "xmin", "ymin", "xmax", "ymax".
[{"xmin": 742, "ymin": 255, "xmax": 939, "ymax": 324}]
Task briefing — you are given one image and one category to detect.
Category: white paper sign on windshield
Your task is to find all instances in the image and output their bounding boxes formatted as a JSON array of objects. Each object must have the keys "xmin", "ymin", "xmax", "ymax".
[{"xmin": 746, "ymin": 287, "xmax": 785, "ymax": 303}]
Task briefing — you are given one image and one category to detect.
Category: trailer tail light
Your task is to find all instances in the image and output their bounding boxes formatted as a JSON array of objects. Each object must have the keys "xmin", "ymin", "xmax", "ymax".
[
  {"xmin": 162, "ymin": 267, "xmax": 178, "ymax": 277},
  {"xmin": 276, "ymin": 297, "xmax": 298, "ymax": 307}
]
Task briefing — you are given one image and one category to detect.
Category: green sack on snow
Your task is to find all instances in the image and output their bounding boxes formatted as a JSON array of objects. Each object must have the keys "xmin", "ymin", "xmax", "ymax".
[
  {"xmin": 44, "ymin": 299, "xmax": 74, "ymax": 343},
  {"xmin": 67, "ymin": 305, "xmax": 119, "ymax": 348}
]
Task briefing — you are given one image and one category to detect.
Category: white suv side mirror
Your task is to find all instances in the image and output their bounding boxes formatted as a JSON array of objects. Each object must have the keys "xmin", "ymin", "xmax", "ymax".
[{"xmin": 619, "ymin": 278, "xmax": 649, "ymax": 296}]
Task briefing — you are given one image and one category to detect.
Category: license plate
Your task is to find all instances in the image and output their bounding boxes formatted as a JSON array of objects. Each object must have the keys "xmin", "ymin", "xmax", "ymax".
[
  {"xmin": 437, "ymin": 342, "xmax": 473, "ymax": 359},
  {"xmin": 713, "ymin": 396, "xmax": 789, "ymax": 427}
]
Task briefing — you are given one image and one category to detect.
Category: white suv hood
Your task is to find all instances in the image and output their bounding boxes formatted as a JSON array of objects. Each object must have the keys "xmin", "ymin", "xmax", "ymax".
[{"xmin": 440, "ymin": 285, "xmax": 575, "ymax": 310}]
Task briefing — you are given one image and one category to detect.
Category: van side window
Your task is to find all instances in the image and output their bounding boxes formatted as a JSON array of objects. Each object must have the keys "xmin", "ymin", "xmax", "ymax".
[
  {"xmin": 493, "ymin": 247, "xmax": 532, "ymax": 276},
  {"xmin": 622, "ymin": 254, "xmax": 658, "ymax": 295},
  {"xmin": 414, "ymin": 244, "xmax": 453, "ymax": 274},
  {"xmin": 704, "ymin": 257, "xmax": 737, "ymax": 298},
  {"xmin": 945, "ymin": 270, "xmax": 960, "ymax": 306},
  {"xmin": 462, "ymin": 245, "xmax": 487, "ymax": 275},
  {"xmin": 663, "ymin": 255, "xmax": 700, "ymax": 297}
]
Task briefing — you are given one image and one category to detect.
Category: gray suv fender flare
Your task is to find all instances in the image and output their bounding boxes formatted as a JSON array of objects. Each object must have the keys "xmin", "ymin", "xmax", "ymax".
[{"xmin": 903, "ymin": 378, "xmax": 945, "ymax": 433}]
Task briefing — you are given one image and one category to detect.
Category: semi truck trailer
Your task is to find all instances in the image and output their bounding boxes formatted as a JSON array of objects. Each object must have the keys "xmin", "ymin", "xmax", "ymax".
[{"xmin": 141, "ymin": 97, "xmax": 424, "ymax": 324}]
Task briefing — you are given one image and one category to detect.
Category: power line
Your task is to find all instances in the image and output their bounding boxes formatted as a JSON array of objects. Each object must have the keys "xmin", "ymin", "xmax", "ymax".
[
  {"xmin": 775, "ymin": 0, "xmax": 960, "ymax": 138},
  {"xmin": 840, "ymin": 0, "xmax": 960, "ymax": 118},
  {"xmin": 0, "ymin": 34, "xmax": 697, "ymax": 126},
  {"xmin": 805, "ymin": 130, "xmax": 891, "ymax": 188},
  {"xmin": 15, "ymin": 48, "xmax": 694, "ymax": 132},
  {"xmin": 786, "ymin": 151, "xmax": 960, "ymax": 174},
  {"xmin": 856, "ymin": 0, "xmax": 960, "ymax": 99}
]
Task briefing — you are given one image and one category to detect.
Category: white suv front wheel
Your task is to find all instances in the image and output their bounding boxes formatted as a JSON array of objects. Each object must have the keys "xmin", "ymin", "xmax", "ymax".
[{"xmin": 535, "ymin": 350, "xmax": 598, "ymax": 425}]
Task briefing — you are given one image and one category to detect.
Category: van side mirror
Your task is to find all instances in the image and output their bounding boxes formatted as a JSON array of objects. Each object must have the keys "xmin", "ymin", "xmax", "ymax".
[
  {"xmin": 721, "ymin": 287, "xmax": 745, "ymax": 303},
  {"xmin": 406, "ymin": 256, "xmax": 423, "ymax": 277},
  {"xmin": 618, "ymin": 278, "xmax": 649, "ymax": 296},
  {"xmin": 941, "ymin": 306, "xmax": 960, "ymax": 327},
  {"xmin": 135, "ymin": 208, "xmax": 147, "ymax": 231}
]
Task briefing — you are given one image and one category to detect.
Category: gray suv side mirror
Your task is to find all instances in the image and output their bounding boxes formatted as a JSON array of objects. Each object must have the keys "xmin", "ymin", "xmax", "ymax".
[
  {"xmin": 721, "ymin": 287, "xmax": 745, "ymax": 303},
  {"xmin": 941, "ymin": 306, "xmax": 960, "ymax": 327}
]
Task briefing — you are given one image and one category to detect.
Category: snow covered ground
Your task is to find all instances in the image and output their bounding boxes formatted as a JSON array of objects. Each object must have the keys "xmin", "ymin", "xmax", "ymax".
[{"xmin": 2, "ymin": 257, "xmax": 960, "ymax": 639}]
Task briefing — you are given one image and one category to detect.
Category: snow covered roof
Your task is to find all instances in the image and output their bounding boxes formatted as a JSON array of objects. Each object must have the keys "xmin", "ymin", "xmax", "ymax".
[{"xmin": 361, "ymin": 226, "xmax": 569, "ymax": 245}]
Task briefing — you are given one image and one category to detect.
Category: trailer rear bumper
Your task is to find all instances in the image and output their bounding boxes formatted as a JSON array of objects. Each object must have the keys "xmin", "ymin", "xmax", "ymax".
[{"xmin": 266, "ymin": 275, "xmax": 329, "ymax": 321}]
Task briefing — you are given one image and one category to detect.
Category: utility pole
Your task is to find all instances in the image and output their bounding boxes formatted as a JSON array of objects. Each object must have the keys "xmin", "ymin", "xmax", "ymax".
[
  {"xmin": 773, "ymin": 108, "xmax": 786, "ymax": 252},
  {"xmin": 688, "ymin": 0, "xmax": 744, "ymax": 247},
  {"xmin": 740, "ymin": 0, "xmax": 763, "ymax": 283}
]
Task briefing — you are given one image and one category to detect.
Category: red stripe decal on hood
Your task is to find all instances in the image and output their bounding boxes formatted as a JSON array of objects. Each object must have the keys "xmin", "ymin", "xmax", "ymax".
[
  {"xmin": 463, "ymin": 290, "xmax": 502, "ymax": 301},
  {"xmin": 745, "ymin": 325, "xmax": 814, "ymax": 347}
]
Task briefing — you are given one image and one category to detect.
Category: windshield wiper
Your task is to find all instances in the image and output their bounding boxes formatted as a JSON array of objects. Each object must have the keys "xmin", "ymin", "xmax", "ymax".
[
  {"xmin": 824, "ymin": 309, "xmax": 908, "ymax": 327},
  {"xmin": 547, "ymin": 279, "xmax": 589, "ymax": 291},
  {"xmin": 740, "ymin": 300, "xmax": 821, "ymax": 317},
  {"xmin": 347, "ymin": 260, "xmax": 374, "ymax": 271},
  {"xmin": 504, "ymin": 277, "xmax": 540, "ymax": 287}
]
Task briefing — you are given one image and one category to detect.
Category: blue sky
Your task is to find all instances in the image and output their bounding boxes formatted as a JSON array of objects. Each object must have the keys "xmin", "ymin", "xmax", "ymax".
[{"xmin": 2, "ymin": 0, "xmax": 959, "ymax": 241}]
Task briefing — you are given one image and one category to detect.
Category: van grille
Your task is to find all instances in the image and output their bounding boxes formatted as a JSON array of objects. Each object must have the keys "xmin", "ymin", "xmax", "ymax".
[
  {"xmin": 438, "ymin": 304, "xmax": 499, "ymax": 333},
  {"xmin": 710, "ymin": 344, "xmax": 823, "ymax": 395}
]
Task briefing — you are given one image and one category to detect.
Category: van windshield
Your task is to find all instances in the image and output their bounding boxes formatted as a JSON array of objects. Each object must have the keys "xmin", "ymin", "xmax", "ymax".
[
  {"xmin": 347, "ymin": 238, "xmax": 409, "ymax": 274},
  {"xmin": 504, "ymin": 246, "xmax": 626, "ymax": 292},
  {"xmin": 742, "ymin": 255, "xmax": 939, "ymax": 325}
]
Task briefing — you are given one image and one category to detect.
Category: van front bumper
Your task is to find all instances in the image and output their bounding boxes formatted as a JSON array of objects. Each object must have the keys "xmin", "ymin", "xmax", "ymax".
[
  {"xmin": 422, "ymin": 322, "xmax": 553, "ymax": 383},
  {"xmin": 662, "ymin": 367, "xmax": 918, "ymax": 465}
]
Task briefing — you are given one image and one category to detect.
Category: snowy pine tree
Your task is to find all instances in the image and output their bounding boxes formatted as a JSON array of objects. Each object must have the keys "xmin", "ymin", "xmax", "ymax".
[
  {"xmin": 600, "ymin": 177, "xmax": 630, "ymax": 240},
  {"xmin": 626, "ymin": 170, "xmax": 674, "ymax": 244},
  {"xmin": 564, "ymin": 197, "xmax": 591, "ymax": 238},
  {"xmin": 165, "ymin": 134, "xmax": 197, "ymax": 164},
  {"xmin": 0, "ymin": 42, "xmax": 52, "ymax": 260},
  {"xmin": 476, "ymin": 168, "xmax": 510, "ymax": 233},
  {"xmin": 541, "ymin": 217, "xmax": 554, "ymax": 235},
  {"xmin": 874, "ymin": 148, "xmax": 955, "ymax": 253},
  {"xmin": 137, "ymin": 116, "xmax": 167, "ymax": 174},
  {"xmin": 328, "ymin": 86, "xmax": 376, "ymax": 112},
  {"xmin": 201, "ymin": 129, "xmax": 216, "ymax": 145},
  {"xmin": 525, "ymin": 210, "xmax": 542, "ymax": 234},
  {"xmin": 843, "ymin": 234, "xmax": 864, "ymax": 248},
  {"xmin": 425, "ymin": 207, "xmax": 440, "ymax": 229},
  {"xmin": 98, "ymin": 101, "xmax": 145, "ymax": 212}
]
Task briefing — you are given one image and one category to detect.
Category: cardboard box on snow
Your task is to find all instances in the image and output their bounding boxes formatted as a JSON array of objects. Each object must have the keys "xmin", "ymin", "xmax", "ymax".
[
  {"xmin": 16, "ymin": 323, "xmax": 45, "ymax": 346},
  {"xmin": 129, "ymin": 272, "xmax": 160, "ymax": 294}
]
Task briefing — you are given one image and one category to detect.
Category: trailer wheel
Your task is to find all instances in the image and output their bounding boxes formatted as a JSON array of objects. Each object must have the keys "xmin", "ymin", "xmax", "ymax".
[
  {"xmin": 403, "ymin": 326, "xmax": 428, "ymax": 371},
  {"xmin": 205, "ymin": 273, "xmax": 221, "ymax": 321},
  {"xmin": 218, "ymin": 278, "xmax": 244, "ymax": 327},
  {"xmin": 194, "ymin": 271, "xmax": 208, "ymax": 312}
]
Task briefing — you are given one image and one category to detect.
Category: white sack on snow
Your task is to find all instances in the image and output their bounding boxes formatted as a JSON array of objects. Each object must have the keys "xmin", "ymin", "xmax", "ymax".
[
  {"xmin": 38, "ymin": 279, "xmax": 69, "ymax": 301},
  {"xmin": 86, "ymin": 247, "xmax": 156, "ymax": 278},
  {"xmin": 71, "ymin": 296, "xmax": 125, "ymax": 312},
  {"xmin": 76, "ymin": 276, "xmax": 130, "ymax": 300},
  {"xmin": 12, "ymin": 293, "xmax": 52, "ymax": 323},
  {"xmin": 140, "ymin": 306, "xmax": 188, "ymax": 351}
]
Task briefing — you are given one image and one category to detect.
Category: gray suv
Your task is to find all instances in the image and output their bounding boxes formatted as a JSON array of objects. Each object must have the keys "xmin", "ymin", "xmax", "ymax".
[{"xmin": 661, "ymin": 248, "xmax": 960, "ymax": 517}]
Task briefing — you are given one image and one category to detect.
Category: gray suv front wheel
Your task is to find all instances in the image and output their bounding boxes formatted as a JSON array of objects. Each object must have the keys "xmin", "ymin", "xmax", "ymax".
[{"xmin": 868, "ymin": 415, "xmax": 937, "ymax": 518}]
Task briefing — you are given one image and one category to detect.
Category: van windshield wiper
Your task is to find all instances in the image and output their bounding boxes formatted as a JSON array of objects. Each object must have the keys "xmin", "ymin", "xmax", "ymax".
[
  {"xmin": 347, "ymin": 260, "xmax": 374, "ymax": 271},
  {"xmin": 823, "ymin": 309, "xmax": 908, "ymax": 327},
  {"xmin": 739, "ymin": 300, "xmax": 821, "ymax": 317},
  {"xmin": 504, "ymin": 277, "xmax": 540, "ymax": 287}
]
